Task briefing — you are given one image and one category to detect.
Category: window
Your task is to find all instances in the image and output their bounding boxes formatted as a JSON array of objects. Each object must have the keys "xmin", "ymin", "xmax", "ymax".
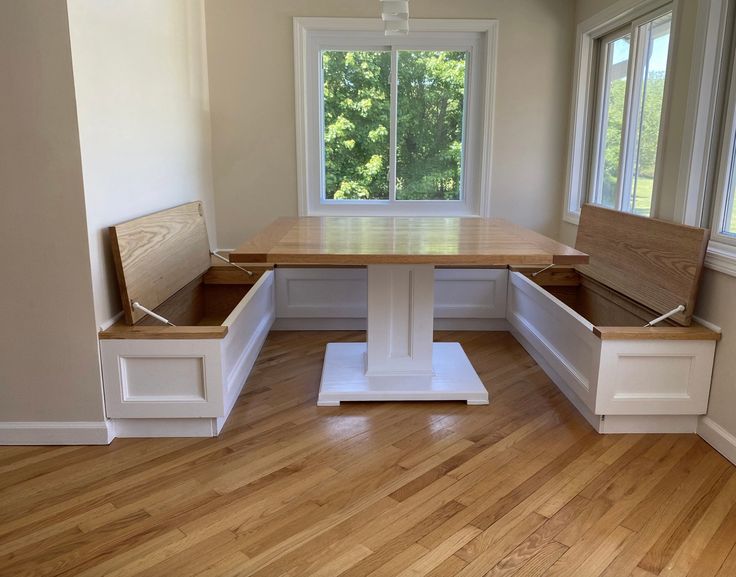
[
  {"xmin": 711, "ymin": 32, "xmax": 736, "ymax": 253},
  {"xmin": 589, "ymin": 10, "xmax": 672, "ymax": 216},
  {"xmin": 323, "ymin": 50, "xmax": 467, "ymax": 202},
  {"xmin": 564, "ymin": 1, "xmax": 673, "ymax": 223},
  {"xmin": 294, "ymin": 18, "xmax": 497, "ymax": 216}
]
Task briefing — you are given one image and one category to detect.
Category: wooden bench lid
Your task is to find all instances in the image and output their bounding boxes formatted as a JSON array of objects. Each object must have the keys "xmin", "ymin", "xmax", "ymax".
[
  {"xmin": 574, "ymin": 204, "xmax": 709, "ymax": 326},
  {"xmin": 110, "ymin": 202, "xmax": 211, "ymax": 324}
]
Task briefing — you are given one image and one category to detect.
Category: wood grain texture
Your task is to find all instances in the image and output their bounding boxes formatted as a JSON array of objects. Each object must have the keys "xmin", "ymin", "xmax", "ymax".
[
  {"xmin": 574, "ymin": 205, "xmax": 709, "ymax": 326},
  {"xmin": 0, "ymin": 331, "xmax": 733, "ymax": 576},
  {"xmin": 100, "ymin": 256, "xmax": 268, "ymax": 340},
  {"xmin": 98, "ymin": 325, "xmax": 228, "ymax": 340},
  {"xmin": 593, "ymin": 325, "xmax": 721, "ymax": 341},
  {"xmin": 230, "ymin": 217, "xmax": 589, "ymax": 266},
  {"xmin": 110, "ymin": 202, "xmax": 212, "ymax": 324},
  {"xmin": 528, "ymin": 268, "xmax": 719, "ymax": 340}
]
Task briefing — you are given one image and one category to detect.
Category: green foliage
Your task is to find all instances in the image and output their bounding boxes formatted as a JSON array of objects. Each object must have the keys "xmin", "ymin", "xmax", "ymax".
[
  {"xmin": 396, "ymin": 51, "xmax": 466, "ymax": 200},
  {"xmin": 323, "ymin": 51, "xmax": 390, "ymax": 200},
  {"xmin": 322, "ymin": 50, "xmax": 466, "ymax": 201},
  {"xmin": 601, "ymin": 72, "xmax": 666, "ymax": 210}
]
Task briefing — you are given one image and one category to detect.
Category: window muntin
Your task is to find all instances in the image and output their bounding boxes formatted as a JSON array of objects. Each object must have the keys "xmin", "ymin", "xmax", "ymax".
[
  {"xmin": 321, "ymin": 49, "xmax": 468, "ymax": 203},
  {"xmin": 589, "ymin": 8, "xmax": 672, "ymax": 217}
]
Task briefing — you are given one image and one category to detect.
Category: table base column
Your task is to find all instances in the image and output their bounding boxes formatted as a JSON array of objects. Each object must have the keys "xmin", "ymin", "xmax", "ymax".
[{"xmin": 317, "ymin": 264, "xmax": 489, "ymax": 407}]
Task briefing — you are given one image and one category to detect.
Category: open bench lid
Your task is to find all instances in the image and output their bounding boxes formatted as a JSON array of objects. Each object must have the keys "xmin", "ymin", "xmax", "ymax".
[
  {"xmin": 574, "ymin": 204, "xmax": 709, "ymax": 326},
  {"xmin": 110, "ymin": 202, "xmax": 211, "ymax": 324}
]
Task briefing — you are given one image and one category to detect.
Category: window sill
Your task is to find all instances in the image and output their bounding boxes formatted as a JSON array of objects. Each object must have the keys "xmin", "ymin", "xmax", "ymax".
[
  {"xmin": 705, "ymin": 240, "xmax": 736, "ymax": 277},
  {"xmin": 562, "ymin": 211, "xmax": 581, "ymax": 226}
]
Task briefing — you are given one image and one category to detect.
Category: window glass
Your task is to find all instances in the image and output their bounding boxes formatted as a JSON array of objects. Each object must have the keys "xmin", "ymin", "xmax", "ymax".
[
  {"xmin": 725, "ymin": 143, "xmax": 736, "ymax": 235},
  {"xmin": 321, "ymin": 49, "xmax": 468, "ymax": 202},
  {"xmin": 589, "ymin": 9, "xmax": 672, "ymax": 216},
  {"xmin": 593, "ymin": 34, "xmax": 630, "ymax": 209},
  {"xmin": 396, "ymin": 51, "xmax": 467, "ymax": 201},
  {"xmin": 322, "ymin": 51, "xmax": 390, "ymax": 200},
  {"xmin": 626, "ymin": 13, "xmax": 672, "ymax": 216}
]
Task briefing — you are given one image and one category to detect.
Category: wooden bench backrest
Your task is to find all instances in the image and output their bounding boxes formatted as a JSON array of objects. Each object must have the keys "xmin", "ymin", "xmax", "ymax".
[
  {"xmin": 109, "ymin": 202, "xmax": 211, "ymax": 324},
  {"xmin": 575, "ymin": 204, "xmax": 709, "ymax": 326}
]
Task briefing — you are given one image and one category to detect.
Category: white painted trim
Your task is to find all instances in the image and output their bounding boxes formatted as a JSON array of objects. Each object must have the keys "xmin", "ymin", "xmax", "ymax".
[
  {"xmin": 111, "ymin": 418, "xmax": 219, "ymax": 438},
  {"xmin": 563, "ymin": 0, "xmax": 675, "ymax": 223},
  {"xmin": 692, "ymin": 315, "xmax": 723, "ymax": 334},
  {"xmin": 0, "ymin": 421, "xmax": 113, "ymax": 445},
  {"xmin": 271, "ymin": 318, "xmax": 510, "ymax": 331},
  {"xmin": 434, "ymin": 318, "xmax": 510, "ymax": 331},
  {"xmin": 698, "ymin": 416, "xmax": 736, "ymax": 466},
  {"xmin": 221, "ymin": 304, "xmax": 275, "ymax": 420},
  {"xmin": 366, "ymin": 265, "xmax": 435, "ymax": 376},
  {"xmin": 600, "ymin": 414, "xmax": 698, "ymax": 433},
  {"xmin": 673, "ymin": 0, "xmax": 729, "ymax": 225},
  {"xmin": 99, "ymin": 311, "xmax": 124, "ymax": 332},
  {"xmin": 273, "ymin": 318, "xmax": 367, "ymax": 331},
  {"xmin": 705, "ymin": 241, "xmax": 736, "ymax": 277},
  {"xmin": 293, "ymin": 17, "xmax": 497, "ymax": 217},
  {"xmin": 317, "ymin": 342, "xmax": 488, "ymax": 406}
]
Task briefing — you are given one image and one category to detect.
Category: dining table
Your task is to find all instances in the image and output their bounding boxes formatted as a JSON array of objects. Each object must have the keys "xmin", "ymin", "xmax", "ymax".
[{"xmin": 230, "ymin": 216, "xmax": 588, "ymax": 406}]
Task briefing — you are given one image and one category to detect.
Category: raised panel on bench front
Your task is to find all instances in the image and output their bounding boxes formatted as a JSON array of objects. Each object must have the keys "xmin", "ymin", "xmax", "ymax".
[{"xmin": 274, "ymin": 267, "xmax": 508, "ymax": 319}]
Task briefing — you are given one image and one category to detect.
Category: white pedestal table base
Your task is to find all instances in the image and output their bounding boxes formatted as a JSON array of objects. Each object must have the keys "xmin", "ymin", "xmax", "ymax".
[{"xmin": 317, "ymin": 342, "xmax": 489, "ymax": 406}]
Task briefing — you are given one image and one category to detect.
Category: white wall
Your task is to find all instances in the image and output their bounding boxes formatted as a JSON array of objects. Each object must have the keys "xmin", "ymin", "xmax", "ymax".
[
  {"xmin": 0, "ymin": 2, "xmax": 106, "ymax": 424},
  {"xmin": 204, "ymin": 0, "xmax": 576, "ymax": 247},
  {"xmin": 567, "ymin": 0, "xmax": 736, "ymax": 460},
  {"xmin": 67, "ymin": 0, "xmax": 217, "ymax": 328}
]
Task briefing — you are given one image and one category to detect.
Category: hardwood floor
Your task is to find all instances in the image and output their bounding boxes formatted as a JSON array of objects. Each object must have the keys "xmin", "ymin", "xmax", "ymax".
[{"xmin": 1, "ymin": 331, "xmax": 735, "ymax": 577}]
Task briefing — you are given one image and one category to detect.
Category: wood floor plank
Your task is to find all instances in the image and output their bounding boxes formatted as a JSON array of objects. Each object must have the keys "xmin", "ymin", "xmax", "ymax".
[
  {"xmin": 660, "ymin": 471, "xmax": 736, "ymax": 577},
  {"xmin": 714, "ymin": 544, "xmax": 736, "ymax": 577},
  {"xmin": 0, "ymin": 331, "xmax": 733, "ymax": 577},
  {"xmin": 685, "ymin": 501, "xmax": 736, "ymax": 577}
]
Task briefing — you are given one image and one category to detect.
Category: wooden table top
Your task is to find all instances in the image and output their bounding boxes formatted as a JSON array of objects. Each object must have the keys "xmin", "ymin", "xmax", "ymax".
[{"xmin": 229, "ymin": 217, "xmax": 589, "ymax": 266}]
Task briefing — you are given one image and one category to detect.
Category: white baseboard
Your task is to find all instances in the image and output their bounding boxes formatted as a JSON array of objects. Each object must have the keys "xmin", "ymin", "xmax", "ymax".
[
  {"xmin": 0, "ymin": 421, "xmax": 113, "ymax": 445},
  {"xmin": 111, "ymin": 418, "xmax": 219, "ymax": 438},
  {"xmin": 435, "ymin": 318, "xmax": 510, "ymax": 331},
  {"xmin": 273, "ymin": 318, "xmax": 366, "ymax": 331},
  {"xmin": 698, "ymin": 416, "xmax": 736, "ymax": 466},
  {"xmin": 600, "ymin": 415, "xmax": 698, "ymax": 434},
  {"xmin": 272, "ymin": 318, "xmax": 510, "ymax": 331}
]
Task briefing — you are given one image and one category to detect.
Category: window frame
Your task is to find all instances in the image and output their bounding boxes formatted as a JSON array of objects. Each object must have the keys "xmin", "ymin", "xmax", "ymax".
[
  {"xmin": 710, "ymin": 33, "xmax": 736, "ymax": 263},
  {"xmin": 563, "ymin": 0, "xmax": 677, "ymax": 224},
  {"xmin": 294, "ymin": 18, "xmax": 498, "ymax": 217}
]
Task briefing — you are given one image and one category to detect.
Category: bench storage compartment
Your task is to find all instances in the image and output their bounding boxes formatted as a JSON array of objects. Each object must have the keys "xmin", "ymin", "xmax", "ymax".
[
  {"xmin": 507, "ymin": 205, "xmax": 720, "ymax": 433},
  {"xmin": 99, "ymin": 202, "xmax": 275, "ymax": 437}
]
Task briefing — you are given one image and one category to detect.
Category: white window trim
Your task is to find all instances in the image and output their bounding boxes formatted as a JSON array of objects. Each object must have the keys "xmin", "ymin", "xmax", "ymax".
[
  {"xmin": 707, "ymin": 6, "xmax": 736, "ymax": 277},
  {"xmin": 293, "ymin": 17, "xmax": 498, "ymax": 217},
  {"xmin": 674, "ymin": 0, "xmax": 736, "ymax": 276},
  {"xmin": 673, "ymin": 0, "xmax": 729, "ymax": 228},
  {"xmin": 563, "ymin": 0, "xmax": 677, "ymax": 225}
]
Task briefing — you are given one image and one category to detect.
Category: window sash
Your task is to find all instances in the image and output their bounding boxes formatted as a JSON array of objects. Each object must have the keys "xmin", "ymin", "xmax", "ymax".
[
  {"xmin": 711, "ymin": 40, "xmax": 736, "ymax": 247},
  {"xmin": 587, "ymin": 5, "xmax": 673, "ymax": 216},
  {"xmin": 589, "ymin": 27, "xmax": 631, "ymax": 211},
  {"xmin": 320, "ymin": 48, "xmax": 470, "ymax": 205}
]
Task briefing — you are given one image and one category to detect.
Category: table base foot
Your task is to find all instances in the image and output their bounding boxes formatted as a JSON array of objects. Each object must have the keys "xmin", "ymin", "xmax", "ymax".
[{"xmin": 317, "ymin": 342, "xmax": 489, "ymax": 406}]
